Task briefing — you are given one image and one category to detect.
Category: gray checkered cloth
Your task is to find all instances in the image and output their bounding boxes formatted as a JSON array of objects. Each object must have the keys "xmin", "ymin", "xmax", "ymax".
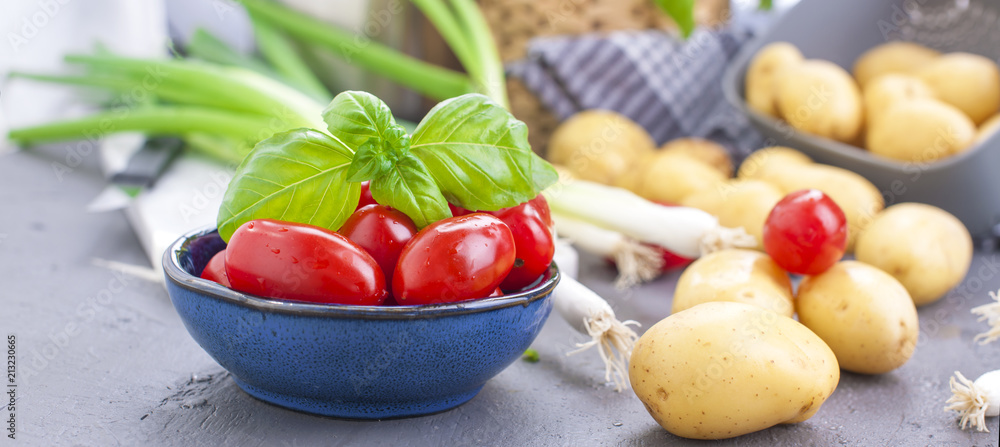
[{"xmin": 508, "ymin": 27, "xmax": 763, "ymax": 159}]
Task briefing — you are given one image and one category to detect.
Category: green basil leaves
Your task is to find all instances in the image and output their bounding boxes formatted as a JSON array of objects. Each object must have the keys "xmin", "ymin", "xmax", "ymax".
[{"xmin": 218, "ymin": 91, "xmax": 557, "ymax": 241}]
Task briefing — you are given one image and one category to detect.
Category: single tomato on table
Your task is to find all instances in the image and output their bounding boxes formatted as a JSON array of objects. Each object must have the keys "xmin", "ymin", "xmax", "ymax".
[
  {"xmin": 393, "ymin": 214, "xmax": 516, "ymax": 305},
  {"xmin": 762, "ymin": 189, "xmax": 847, "ymax": 275},
  {"xmin": 225, "ymin": 219, "xmax": 388, "ymax": 305}
]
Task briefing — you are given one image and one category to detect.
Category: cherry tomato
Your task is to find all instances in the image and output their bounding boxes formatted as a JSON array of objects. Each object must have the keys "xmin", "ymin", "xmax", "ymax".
[
  {"xmin": 356, "ymin": 180, "xmax": 378, "ymax": 210},
  {"xmin": 650, "ymin": 202, "xmax": 692, "ymax": 271},
  {"xmin": 492, "ymin": 199, "xmax": 555, "ymax": 291},
  {"xmin": 526, "ymin": 194, "xmax": 552, "ymax": 227},
  {"xmin": 200, "ymin": 249, "xmax": 231, "ymax": 287},
  {"xmin": 338, "ymin": 205, "xmax": 418, "ymax": 296},
  {"xmin": 393, "ymin": 214, "xmax": 516, "ymax": 305},
  {"xmin": 225, "ymin": 219, "xmax": 387, "ymax": 305},
  {"xmin": 448, "ymin": 202, "xmax": 473, "ymax": 218},
  {"xmin": 763, "ymin": 189, "xmax": 848, "ymax": 275},
  {"xmin": 650, "ymin": 244, "xmax": 694, "ymax": 271}
]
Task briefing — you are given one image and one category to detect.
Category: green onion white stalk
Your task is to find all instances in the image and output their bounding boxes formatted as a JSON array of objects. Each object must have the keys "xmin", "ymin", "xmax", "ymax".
[
  {"xmin": 544, "ymin": 179, "xmax": 755, "ymax": 259},
  {"xmin": 554, "ymin": 275, "xmax": 639, "ymax": 392},
  {"xmin": 973, "ymin": 289, "xmax": 1000, "ymax": 345},
  {"xmin": 946, "ymin": 370, "xmax": 1000, "ymax": 432},
  {"xmin": 553, "ymin": 212, "xmax": 663, "ymax": 289}
]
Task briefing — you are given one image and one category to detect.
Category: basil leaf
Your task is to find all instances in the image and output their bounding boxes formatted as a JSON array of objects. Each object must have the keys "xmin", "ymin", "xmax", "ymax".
[
  {"xmin": 217, "ymin": 128, "xmax": 360, "ymax": 242},
  {"xmin": 321, "ymin": 90, "xmax": 408, "ymax": 150},
  {"xmin": 653, "ymin": 0, "xmax": 695, "ymax": 38},
  {"xmin": 346, "ymin": 137, "xmax": 394, "ymax": 182},
  {"xmin": 409, "ymin": 94, "xmax": 558, "ymax": 211},
  {"xmin": 369, "ymin": 154, "xmax": 451, "ymax": 228}
]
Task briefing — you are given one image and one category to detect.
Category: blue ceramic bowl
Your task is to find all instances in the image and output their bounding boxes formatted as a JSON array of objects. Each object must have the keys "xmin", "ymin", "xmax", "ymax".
[{"xmin": 162, "ymin": 227, "xmax": 558, "ymax": 419}]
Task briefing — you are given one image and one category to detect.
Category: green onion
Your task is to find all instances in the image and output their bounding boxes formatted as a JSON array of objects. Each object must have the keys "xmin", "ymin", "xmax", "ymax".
[
  {"xmin": 250, "ymin": 17, "xmax": 331, "ymax": 101},
  {"xmin": 239, "ymin": 0, "xmax": 474, "ymax": 101},
  {"xmin": 8, "ymin": 107, "xmax": 274, "ymax": 146},
  {"xmin": 186, "ymin": 28, "xmax": 275, "ymax": 76},
  {"xmin": 450, "ymin": 0, "xmax": 508, "ymax": 108}
]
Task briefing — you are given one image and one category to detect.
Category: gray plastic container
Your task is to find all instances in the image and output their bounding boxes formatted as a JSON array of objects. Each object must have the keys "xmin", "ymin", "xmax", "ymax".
[{"xmin": 723, "ymin": 0, "xmax": 1000, "ymax": 237}]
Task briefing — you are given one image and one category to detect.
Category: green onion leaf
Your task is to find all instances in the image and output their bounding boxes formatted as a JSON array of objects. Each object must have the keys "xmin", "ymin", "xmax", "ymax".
[{"xmin": 217, "ymin": 128, "xmax": 360, "ymax": 242}]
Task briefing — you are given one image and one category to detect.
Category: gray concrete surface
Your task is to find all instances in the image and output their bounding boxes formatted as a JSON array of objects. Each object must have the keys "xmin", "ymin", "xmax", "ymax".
[{"xmin": 1, "ymin": 148, "xmax": 998, "ymax": 446}]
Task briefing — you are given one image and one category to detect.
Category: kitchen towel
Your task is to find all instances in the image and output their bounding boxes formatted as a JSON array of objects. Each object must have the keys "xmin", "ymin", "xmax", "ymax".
[{"xmin": 508, "ymin": 26, "xmax": 763, "ymax": 159}]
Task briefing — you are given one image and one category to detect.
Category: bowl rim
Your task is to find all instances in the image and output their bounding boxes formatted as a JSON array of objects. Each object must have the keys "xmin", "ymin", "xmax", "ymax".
[{"xmin": 163, "ymin": 226, "xmax": 560, "ymax": 320}]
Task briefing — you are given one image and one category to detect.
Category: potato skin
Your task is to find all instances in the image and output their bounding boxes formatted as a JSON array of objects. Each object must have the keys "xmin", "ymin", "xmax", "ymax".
[
  {"xmin": 855, "ymin": 203, "xmax": 972, "ymax": 306},
  {"xmin": 852, "ymin": 41, "xmax": 940, "ymax": 88},
  {"xmin": 630, "ymin": 302, "xmax": 840, "ymax": 440},
  {"xmin": 746, "ymin": 42, "xmax": 804, "ymax": 118},
  {"xmin": 547, "ymin": 110, "xmax": 655, "ymax": 184},
  {"xmin": 628, "ymin": 151, "xmax": 726, "ymax": 204},
  {"xmin": 862, "ymin": 74, "xmax": 935, "ymax": 125},
  {"xmin": 866, "ymin": 98, "xmax": 976, "ymax": 162},
  {"xmin": 737, "ymin": 146, "xmax": 812, "ymax": 180},
  {"xmin": 915, "ymin": 52, "xmax": 1000, "ymax": 125},
  {"xmin": 682, "ymin": 180, "xmax": 784, "ymax": 248},
  {"xmin": 796, "ymin": 261, "xmax": 919, "ymax": 374},
  {"xmin": 673, "ymin": 249, "xmax": 793, "ymax": 316},
  {"xmin": 755, "ymin": 162, "xmax": 884, "ymax": 252},
  {"xmin": 660, "ymin": 138, "xmax": 734, "ymax": 177},
  {"xmin": 777, "ymin": 60, "xmax": 864, "ymax": 143}
]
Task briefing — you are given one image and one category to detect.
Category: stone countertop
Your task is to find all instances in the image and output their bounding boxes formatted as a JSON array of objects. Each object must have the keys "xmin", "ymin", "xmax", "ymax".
[{"xmin": 2, "ymin": 149, "xmax": 998, "ymax": 446}]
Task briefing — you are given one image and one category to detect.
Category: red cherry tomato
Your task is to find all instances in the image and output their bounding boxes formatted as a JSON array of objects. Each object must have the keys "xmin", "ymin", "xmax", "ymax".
[
  {"xmin": 527, "ymin": 194, "xmax": 552, "ymax": 227},
  {"xmin": 650, "ymin": 244, "xmax": 694, "ymax": 271},
  {"xmin": 356, "ymin": 180, "xmax": 378, "ymax": 210},
  {"xmin": 448, "ymin": 202, "xmax": 473, "ymax": 218},
  {"xmin": 200, "ymin": 249, "xmax": 231, "ymax": 287},
  {"xmin": 492, "ymin": 200, "xmax": 555, "ymax": 291},
  {"xmin": 393, "ymin": 214, "xmax": 516, "ymax": 305},
  {"xmin": 338, "ymin": 205, "xmax": 418, "ymax": 296},
  {"xmin": 763, "ymin": 189, "xmax": 848, "ymax": 275},
  {"xmin": 225, "ymin": 219, "xmax": 387, "ymax": 305}
]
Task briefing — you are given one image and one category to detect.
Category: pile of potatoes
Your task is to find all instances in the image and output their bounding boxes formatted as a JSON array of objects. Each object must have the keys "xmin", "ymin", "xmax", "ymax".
[
  {"xmin": 746, "ymin": 41, "xmax": 1000, "ymax": 162},
  {"xmin": 548, "ymin": 113, "xmax": 885, "ymax": 252}
]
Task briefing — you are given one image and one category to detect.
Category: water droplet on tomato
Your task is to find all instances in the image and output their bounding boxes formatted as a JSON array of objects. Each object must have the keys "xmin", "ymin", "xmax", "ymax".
[
  {"xmin": 247, "ymin": 222, "xmax": 254, "ymax": 229},
  {"xmin": 290, "ymin": 256, "xmax": 299, "ymax": 264},
  {"xmin": 271, "ymin": 248, "xmax": 280, "ymax": 254}
]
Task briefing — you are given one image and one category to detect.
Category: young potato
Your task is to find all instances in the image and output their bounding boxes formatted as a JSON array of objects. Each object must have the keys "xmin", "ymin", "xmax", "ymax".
[
  {"xmin": 777, "ymin": 60, "xmax": 864, "ymax": 143},
  {"xmin": 796, "ymin": 261, "xmax": 919, "ymax": 375},
  {"xmin": 736, "ymin": 146, "xmax": 812, "ymax": 180},
  {"xmin": 547, "ymin": 110, "xmax": 656, "ymax": 184},
  {"xmin": 630, "ymin": 302, "xmax": 840, "ymax": 440},
  {"xmin": 977, "ymin": 113, "xmax": 1000, "ymax": 144},
  {"xmin": 746, "ymin": 42, "xmax": 804, "ymax": 118},
  {"xmin": 867, "ymin": 98, "xmax": 977, "ymax": 162},
  {"xmin": 915, "ymin": 52, "xmax": 1000, "ymax": 125},
  {"xmin": 856, "ymin": 203, "xmax": 972, "ymax": 306},
  {"xmin": 862, "ymin": 74, "xmax": 935, "ymax": 125},
  {"xmin": 759, "ymin": 163, "xmax": 884, "ymax": 252},
  {"xmin": 852, "ymin": 41, "xmax": 940, "ymax": 88},
  {"xmin": 682, "ymin": 179, "xmax": 784, "ymax": 246},
  {"xmin": 627, "ymin": 151, "xmax": 726, "ymax": 204},
  {"xmin": 672, "ymin": 249, "xmax": 793, "ymax": 316},
  {"xmin": 659, "ymin": 138, "xmax": 734, "ymax": 177}
]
